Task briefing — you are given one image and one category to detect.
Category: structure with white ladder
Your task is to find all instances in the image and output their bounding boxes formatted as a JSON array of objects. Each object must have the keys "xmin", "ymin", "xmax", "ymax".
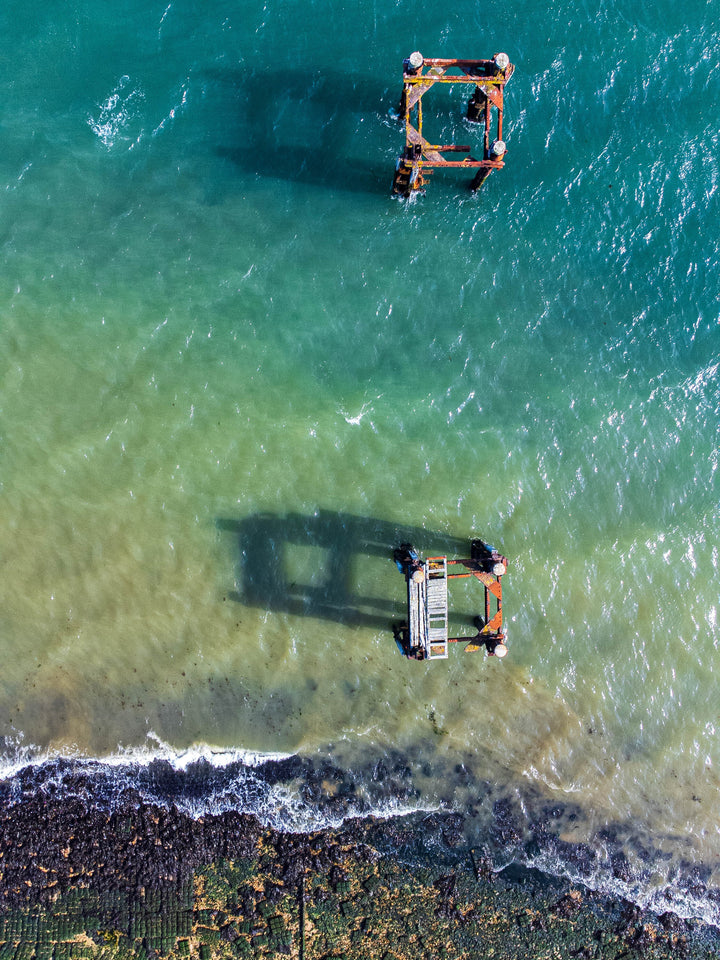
[{"xmin": 394, "ymin": 540, "xmax": 508, "ymax": 660}]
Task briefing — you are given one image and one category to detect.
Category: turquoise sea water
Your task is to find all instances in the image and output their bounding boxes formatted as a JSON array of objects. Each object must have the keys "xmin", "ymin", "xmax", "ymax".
[{"xmin": 1, "ymin": 0, "xmax": 719, "ymax": 924}]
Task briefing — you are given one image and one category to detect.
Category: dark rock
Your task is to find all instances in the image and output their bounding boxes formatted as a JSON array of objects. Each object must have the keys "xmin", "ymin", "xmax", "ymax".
[
  {"xmin": 433, "ymin": 873, "xmax": 457, "ymax": 900},
  {"xmin": 659, "ymin": 912, "xmax": 687, "ymax": 934},
  {"xmin": 610, "ymin": 852, "xmax": 633, "ymax": 883},
  {"xmin": 492, "ymin": 797, "xmax": 523, "ymax": 845},
  {"xmin": 553, "ymin": 891, "xmax": 582, "ymax": 918}
]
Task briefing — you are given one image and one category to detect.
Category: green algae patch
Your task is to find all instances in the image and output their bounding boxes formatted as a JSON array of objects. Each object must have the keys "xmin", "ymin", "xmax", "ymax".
[
  {"xmin": 0, "ymin": 844, "xmax": 718, "ymax": 960},
  {"xmin": 1, "ymin": 801, "xmax": 719, "ymax": 960}
]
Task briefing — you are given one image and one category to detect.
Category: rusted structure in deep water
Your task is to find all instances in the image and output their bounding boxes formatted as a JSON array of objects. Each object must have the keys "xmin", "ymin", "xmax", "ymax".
[{"xmin": 392, "ymin": 52, "xmax": 515, "ymax": 197}]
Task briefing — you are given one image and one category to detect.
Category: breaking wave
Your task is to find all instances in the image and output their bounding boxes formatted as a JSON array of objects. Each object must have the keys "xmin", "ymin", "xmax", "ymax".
[
  {"xmin": 88, "ymin": 76, "xmax": 145, "ymax": 149},
  {"xmin": 2, "ymin": 744, "xmax": 720, "ymax": 929}
]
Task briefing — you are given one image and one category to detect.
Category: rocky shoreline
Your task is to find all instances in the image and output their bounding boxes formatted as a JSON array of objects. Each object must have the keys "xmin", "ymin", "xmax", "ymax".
[{"xmin": 1, "ymin": 784, "xmax": 720, "ymax": 960}]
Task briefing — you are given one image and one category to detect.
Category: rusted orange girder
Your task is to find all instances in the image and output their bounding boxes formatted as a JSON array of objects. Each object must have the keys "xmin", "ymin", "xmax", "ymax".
[{"xmin": 448, "ymin": 561, "xmax": 502, "ymax": 598}]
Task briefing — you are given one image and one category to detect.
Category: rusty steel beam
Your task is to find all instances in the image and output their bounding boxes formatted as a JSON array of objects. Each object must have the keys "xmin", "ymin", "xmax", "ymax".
[
  {"xmin": 422, "ymin": 58, "xmax": 498, "ymax": 67},
  {"xmin": 426, "ymin": 144, "xmax": 472, "ymax": 152},
  {"xmin": 405, "ymin": 74, "xmax": 504, "ymax": 84},
  {"xmin": 410, "ymin": 160, "xmax": 504, "ymax": 168}
]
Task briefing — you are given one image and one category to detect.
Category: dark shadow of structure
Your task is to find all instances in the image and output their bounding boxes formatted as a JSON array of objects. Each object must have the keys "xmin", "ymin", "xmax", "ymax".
[
  {"xmin": 216, "ymin": 511, "xmax": 471, "ymax": 630},
  {"xmin": 198, "ymin": 66, "xmax": 394, "ymax": 195}
]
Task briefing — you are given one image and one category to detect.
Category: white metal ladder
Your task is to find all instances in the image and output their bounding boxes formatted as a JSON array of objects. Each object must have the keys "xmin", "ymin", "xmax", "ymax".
[{"xmin": 425, "ymin": 557, "xmax": 448, "ymax": 659}]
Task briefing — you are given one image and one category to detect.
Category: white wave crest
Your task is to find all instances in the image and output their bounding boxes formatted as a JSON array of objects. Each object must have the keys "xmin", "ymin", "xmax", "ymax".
[{"xmin": 88, "ymin": 76, "xmax": 145, "ymax": 149}]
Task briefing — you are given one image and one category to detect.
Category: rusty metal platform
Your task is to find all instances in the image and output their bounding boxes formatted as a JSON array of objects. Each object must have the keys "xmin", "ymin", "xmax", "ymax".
[
  {"xmin": 391, "ymin": 52, "xmax": 515, "ymax": 197},
  {"xmin": 394, "ymin": 540, "xmax": 508, "ymax": 660}
]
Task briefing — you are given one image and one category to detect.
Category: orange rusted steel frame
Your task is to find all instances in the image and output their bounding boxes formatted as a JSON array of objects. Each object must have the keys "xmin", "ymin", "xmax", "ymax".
[
  {"xmin": 443, "ymin": 557, "xmax": 504, "ymax": 641},
  {"xmin": 396, "ymin": 56, "xmax": 510, "ymax": 191}
]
